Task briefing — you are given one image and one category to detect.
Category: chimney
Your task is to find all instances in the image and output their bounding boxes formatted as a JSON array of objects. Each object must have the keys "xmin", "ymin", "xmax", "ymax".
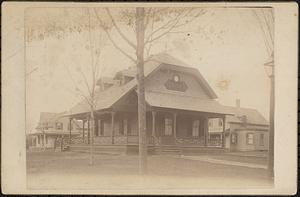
[{"xmin": 236, "ymin": 99, "xmax": 240, "ymax": 108}]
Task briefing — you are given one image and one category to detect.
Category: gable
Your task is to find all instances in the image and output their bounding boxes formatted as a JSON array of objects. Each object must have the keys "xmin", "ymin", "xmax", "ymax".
[{"xmin": 145, "ymin": 67, "xmax": 212, "ymax": 99}]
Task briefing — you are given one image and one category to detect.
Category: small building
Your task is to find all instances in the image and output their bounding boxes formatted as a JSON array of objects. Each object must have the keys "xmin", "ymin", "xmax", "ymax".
[
  {"xmin": 28, "ymin": 112, "xmax": 82, "ymax": 150},
  {"xmin": 209, "ymin": 100, "xmax": 269, "ymax": 152},
  {"xmin": 66, "ymin": 53, "xmax": 235, "ymax": 154}
]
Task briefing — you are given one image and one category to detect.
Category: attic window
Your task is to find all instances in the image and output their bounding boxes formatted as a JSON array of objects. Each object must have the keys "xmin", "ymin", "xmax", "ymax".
[
  {"xmin": 173, "ymin": 74, "xmax": 180, "ymax": 82},
  {"xmin": 165, "ymin": 74, "xmax": 188, "ymax": 92}
]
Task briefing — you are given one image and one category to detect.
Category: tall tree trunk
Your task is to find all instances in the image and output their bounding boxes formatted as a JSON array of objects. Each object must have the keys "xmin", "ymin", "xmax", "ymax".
[
  {"xmin": 89, "ymin": 108, "xmax": 95, "ymax": 165},
  {"xmin": 136, "ymin": 7, "xmax": 147, "ymax": 174},
  {"xmin": 268, "ymin": 66, "xmax": 275, "ymax": 179}
]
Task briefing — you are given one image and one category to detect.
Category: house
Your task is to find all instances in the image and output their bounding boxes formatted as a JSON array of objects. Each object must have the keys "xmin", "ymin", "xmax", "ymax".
[
  {"xmin": 225, "ymin": 100, "xmax": 269, "ymax": 151},
  {"xmin": 28, "ymin": 112, "xmax": 82, "ymax": 150},
  {"xmin": 209, "ymin": 100, "xmax": 269, "ymax": 151},
  {"xmin": 65, "ymin": 53, "xmax": 235, "ymax": 155}
]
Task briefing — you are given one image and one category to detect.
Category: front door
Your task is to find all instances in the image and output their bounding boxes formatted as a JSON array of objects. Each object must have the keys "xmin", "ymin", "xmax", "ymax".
[{"xmin": 160, "ymin": 118, "xmax": 175, "ymax": 145}]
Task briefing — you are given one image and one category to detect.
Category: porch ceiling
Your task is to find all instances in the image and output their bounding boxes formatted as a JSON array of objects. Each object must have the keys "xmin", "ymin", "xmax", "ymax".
[{"xmin": 145, "ymin": 91, "xmax": 234, "ymax": 116}]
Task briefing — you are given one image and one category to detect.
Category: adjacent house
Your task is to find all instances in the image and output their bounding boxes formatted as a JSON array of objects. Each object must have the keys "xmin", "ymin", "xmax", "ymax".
[
  {"xmin": 225, "ymin": 100, "xmax": 269, "ymax": 151},
  {"xmin": 209, "ymin": 100, "xmax": 269, "ymax": 151},
  {"xmin": 65, "ymin": 53, "xmax": 235, "ymax": 154},
  {"xmin": 28, "ymin": 112, "xmax": 82, "ymax": 150}
]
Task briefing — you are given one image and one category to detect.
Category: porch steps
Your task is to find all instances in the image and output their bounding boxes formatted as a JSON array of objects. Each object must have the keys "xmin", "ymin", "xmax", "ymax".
[
  {"xmin": 180, "ymin": 146, "xmax": 228, "ymax": 155},
  {"xmin": 155, "ymin": 145, "xmax": 182, "ymax": 155}
]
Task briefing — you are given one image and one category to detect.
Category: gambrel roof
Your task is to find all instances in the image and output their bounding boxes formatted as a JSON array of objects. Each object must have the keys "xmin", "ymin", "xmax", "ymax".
[{"xmin": 66, "ymin": 53, "xmax": 233, "ymax": 117}]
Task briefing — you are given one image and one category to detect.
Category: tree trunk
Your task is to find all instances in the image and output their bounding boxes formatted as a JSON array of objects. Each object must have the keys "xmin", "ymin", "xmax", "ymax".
[
  {"xmin": 89, "ymin": 108, "xmax": 95, "ymax": 165},
  {"xmin": 268, "ymin": 68, "xmax": 275, "ymax": 179},
  {"xmin": 136, "ymin": 7, "xmax": 147, "ymax": 174}
]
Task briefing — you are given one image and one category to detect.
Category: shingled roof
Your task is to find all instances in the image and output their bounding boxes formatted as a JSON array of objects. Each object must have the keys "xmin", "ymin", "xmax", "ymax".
[
  {"xmin": 38, "ymin": 112, "xmax": 60, "ymax": 124},
  {"xmin": 145, "ymin": 91, "xmax": 233, "ymax": 115},
  {"xmin": 226, "ymin": 107, "xmax": 269, "ymax": 126},
  {"xmin": 66, "ymin": 53, "xmax": 230, "ymax": 116}
]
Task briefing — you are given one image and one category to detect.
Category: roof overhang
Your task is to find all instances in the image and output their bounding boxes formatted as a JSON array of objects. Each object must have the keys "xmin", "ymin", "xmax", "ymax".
[{"xmin": 145, "ymin": 91, "xmax": 234, "ymax": 116}]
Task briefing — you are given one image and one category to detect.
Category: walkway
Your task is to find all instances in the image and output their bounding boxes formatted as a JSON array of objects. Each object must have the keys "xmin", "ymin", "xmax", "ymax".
[{"xmin": 181, "ymin": 155, "xmax": 267, "ymax": 169}]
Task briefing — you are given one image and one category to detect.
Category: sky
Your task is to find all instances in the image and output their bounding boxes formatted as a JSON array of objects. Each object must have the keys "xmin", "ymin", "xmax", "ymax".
[{"xmin": 25, "ymin": 7, "xmax": 274, "ymax": 133}]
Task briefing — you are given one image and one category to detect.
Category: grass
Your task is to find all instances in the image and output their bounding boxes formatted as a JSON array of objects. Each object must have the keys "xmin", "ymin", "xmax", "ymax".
[{"xmin": 26, "ymin": 151, "xmax": 273, "ymax": 192}]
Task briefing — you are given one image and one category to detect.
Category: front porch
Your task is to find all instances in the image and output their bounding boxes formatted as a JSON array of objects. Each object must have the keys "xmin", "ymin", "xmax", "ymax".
[{"xmin": 67, "ymin": 107, "xmax": 227, "ymax": 154}]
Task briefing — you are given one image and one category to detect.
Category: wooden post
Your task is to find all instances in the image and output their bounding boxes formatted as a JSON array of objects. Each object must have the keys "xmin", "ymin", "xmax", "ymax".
[
  {"xmin": 98, "ymin": 119, "xmax": 101, "ymax": 136},
  {"xmin": 60, "ymin": 134, "xmax": 64, "ymax": 151},
  {"xmin": 87, "ymin": 118, "xmax": 90, "ymax": 144},
  {"xmin": 43, "ymin": 132, "xmax": 46, "ymax": 150},
  {"xmin": 111, "ymin": 111, "xmax": 115, "ymax": 144},
  {"xmin": 124, "ymin": 119, "xmax": 127, "ymax": 136},
  {"xmin": 222, "ymin": 116, "xmax": 226, "ymax": 148},
  {"xmin": 151, "ymin": 111, "xmax": 156, "ymax": 138},
  {"xmin": 173, "ymin": 113, "xmax": 177, "ymax": 139},
  {"xmin": 82, "ymin": 120, "xmax": 85, "ymax": 143},
  {"xmin": 124, "ymin": 118, "xmax": 128, "ymax": 144},
  {"xmin": 204, "ymin": 117, "xmax": 208, "ymax": 147},
  {"xmin": 69, "ymin": 118, "xmax": 72, "ymax": 145},
  {"xmin": 268, "ymin": 66, "xmax": 275, "ymax": 179}
]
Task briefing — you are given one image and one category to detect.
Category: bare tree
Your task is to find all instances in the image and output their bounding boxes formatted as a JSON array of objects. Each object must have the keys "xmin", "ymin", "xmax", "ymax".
[
  {"xmin": 93, "ymin": 7, "xmax": 206, "ymax": 174},
  {"xmin": 64, "ymin": 8, "xmax": 106, "ymax": 165},
  {"xmin": 252, "ymin": 9, "xmax": 274, "ymax": 179}
]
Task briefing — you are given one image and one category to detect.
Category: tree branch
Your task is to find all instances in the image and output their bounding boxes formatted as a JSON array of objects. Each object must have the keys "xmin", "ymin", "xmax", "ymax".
[
  {"xmin": 63, "ymin": 62, "xmax": 93, "ymax": 107},
  {"xmin": 145, "ymin": 11, "xmax": 184, "ymax": 43},
  {"xmin": 94, "ymin": 8, "xmax": 137, "ymax": 63},
  {"xmin": 144, "ymin": 8, "xmax": 153, "ymax": 30},
  {"xmin": 252, "ymin": 10, "xmax": 272, "ymax": 56},
  {"xmin": 105, "ymin": 8, "xmax": 137, "ymax": 50},
  {"xmin": 261, "ymin": 9, "xmax": 274, "ymax": 43},
  {"xmin": 144, "ymin": 8, "xmax": 199, "ymax": 45}
]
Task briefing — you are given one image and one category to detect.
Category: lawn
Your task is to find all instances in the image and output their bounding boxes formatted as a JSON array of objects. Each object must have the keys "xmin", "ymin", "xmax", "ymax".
[{"xmin": 26, "ymin": 151, "xmax": 273, "ymax": 192}]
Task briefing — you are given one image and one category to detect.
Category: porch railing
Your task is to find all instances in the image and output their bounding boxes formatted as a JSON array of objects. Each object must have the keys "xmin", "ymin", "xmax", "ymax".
[
  {"xmin": 207, "ymin": 138, "xmax": 222, "ymax": 147},
  {"xmin": 175, "ymin": 137, "xmax": 205, "ymax": 146}
]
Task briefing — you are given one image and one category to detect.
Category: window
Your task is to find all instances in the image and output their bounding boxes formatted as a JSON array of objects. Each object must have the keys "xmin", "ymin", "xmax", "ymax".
[
  {"xmin": 231, "ymin": 133, "xmax": 237, "ymax": 144},
  {"xmin": 173, "ymin": 74, "xmax": 180, "ymax": 82},
  {"xmin": 192, "ymin": 120, "xmax": 200, "ymax": 137},
  {"xmin": 259, "ymin": 133, "xmax": 264, "ymax": 146},
  {"xmin": 37, "ymin": 135, "xmax": 40, "ymax": 144},
  {"xmin": 218, "ymin": 119, "xmax": 223, "ymax": 127},
  {"xmin": 67, "ymin": 122, "xmax": 73, "ymax": 131},
  {"xmin": 56, "ymin": 122, "xmax": 63, "ymax": 130},
  {"xmin": 208, "ymin": 120, "xmax": 213, "ymax": 127},
  {"xmin": 97, "ymin": 119, "xmax": 102, "ymax": 136},
  {"xmin": 164, "ymin": 118, "xmax": 173, "ymax": 136},
  {"xmin": 246, "ymin": 133, "xmax": 254, "ymax": 145},
  {"xmin": 45, "ymin": 135, "xmax": 48, "ymax": 144}
]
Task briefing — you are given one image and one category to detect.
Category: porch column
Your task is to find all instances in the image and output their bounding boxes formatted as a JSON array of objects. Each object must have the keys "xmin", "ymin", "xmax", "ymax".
[
  {"xmin": 124, "ymin": 119, "xmax": 127, "ymax": 136},
  {"xmin": 204, "ymin": 117, "xmax": 209, "ymax": 147},
  {"xmin": 111, "ymin": 112, "xmax": 115, "ymax": 144},
  {"xmin": 43, "ymin": 132, "xmax": 46, "ymax": 149},
  {"xmin": 82, "ymin": 120, "xmax": 85, "ymax": 143},
  {"xmin": 222, "ymin": 116, "xmax": 226, "ymax": 148},
  {"xmin": 173, "ymin": 113, "xmax": 177, "ymax": 139},
  {"xmin": 60, "ymin": 134, "xmax": 64, "ymax": 151},
  {"xmin": 87, "ymin": 118, "xmax": 90, "ymax": 144},
  {"xmin": 98, "ymin": 119, "xmax": 102, "ymax": 136},
  {"xmin": 151, "ymin": 111, "xmax": 156, "ymax": 138},
  {"xmin": 69, "ymin": 118, "xmax": 72, "ymax": 145}
]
